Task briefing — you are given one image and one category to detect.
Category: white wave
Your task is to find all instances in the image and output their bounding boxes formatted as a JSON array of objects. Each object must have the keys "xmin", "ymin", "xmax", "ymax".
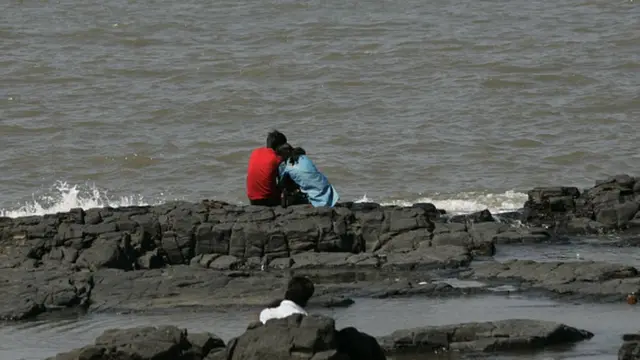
[
  {"xmin": 0, "ymin": 182, "xmax": 528, "ymax": 218},
  {"xmin": 0, "ymin": 182, "xmax": 158, "ymax": 218},
  {"xmin": 354, "ymin": 190, "xmax": 528, "ymax": 215}
]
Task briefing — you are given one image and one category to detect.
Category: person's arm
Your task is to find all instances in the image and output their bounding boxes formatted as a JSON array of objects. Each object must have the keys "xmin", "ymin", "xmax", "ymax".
[
  {"xmin": 276, "ymin": 161, "xmax": 288, "ymax": 207},
  {"xmin": 276, "ymin": 162, "xmax": 286, "ymax": 189}
]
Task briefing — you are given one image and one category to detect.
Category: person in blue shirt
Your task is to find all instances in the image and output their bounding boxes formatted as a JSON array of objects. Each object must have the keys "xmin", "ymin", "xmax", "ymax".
[{"xmin": 276, "ymin": 144, "xmax": 340, "ymax": 208}]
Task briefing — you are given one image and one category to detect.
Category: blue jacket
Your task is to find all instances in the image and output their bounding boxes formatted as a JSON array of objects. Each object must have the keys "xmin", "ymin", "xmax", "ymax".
[{"xmin": 278, "ymin": 155, "xmax": 340, "ymax": 207}]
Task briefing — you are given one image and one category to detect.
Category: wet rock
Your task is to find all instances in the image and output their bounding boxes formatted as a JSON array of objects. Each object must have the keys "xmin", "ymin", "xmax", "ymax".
[
  {"xmin": 411, "ymin": 203, "xmax": 441, "ymax": 219},
  {"xmin": 380, "ymin": 244, "xmax": 471, "ymax": 271},
  {"xmin": 4, "ymin": 179, "xmax": 636, "ymax": 280},
  {"xmin": 137, "ymin": 249, "xmax": 163, "ymax": 269},
  {"xmin": 190, "ymin": 253, "xmax": 220, "ymax": 268},
  {"xmin": 0, "ymin": 268, "xmax": 92, "ymax": 320},
  {"xmin": 209, "ymin": 255, "xmax": 241, "ymax": 270},
  {"xmin": 0, "ymin": 201, "xmax": 439, "ymax": 271},
  {"xmin": 378, "ymin": 319, "xmax": 593, "ymax": 354},
  {"xmin": 465, "ymin": 259, "xmax": 640, "ymax": 300},
  {"xmin": 523, "ymin": 174, "xmax": 640, "ymax": 234},
  {"xmin": 619, "ymin": 332, "xmax": 640, "ymax": 360},
  {"xmin": 5, "ymin": 187, "xmax": 640, "ymax": 321},
  {"xmin": 290, "ymin": 252, "xmax": 353, "ymax": 269},
  {"xmin": 317, "ymin": 296, "xmax": 355, "ymax": 308},
  {"xmin": 46, "ymin": 325, "xmax": 225, "ymax": 360},
  {"xmin": 492, "ymin": 227, "xmax": 554, "ymax": 244},
  {"xmin": 362, "ymin": 279, "xmax": 485, "ymax": 299},
  {"xmin": 223, "ymin": 314, "xmax": 385, "ymax": 360},
  {"xmin": 449, "ymin": 209, "xmax": 495, "ymax": 224},
  {"xmin": 269, "ymin": 257, "xmax": 294, "ymax": 269},
  {"xmin": 76, "ymin": 233, "xmax": 136, "ymax": 270},
  {"xmin": 566, "ymin": 217, "xmax": 606, "ymax": 235},
  {"xmin": 284, "ymin": 252, "xmax": 382, "ymax": 270},
  {"xmin": 88, "ymin": 266, "xmax": 283, "ymax": 311}
]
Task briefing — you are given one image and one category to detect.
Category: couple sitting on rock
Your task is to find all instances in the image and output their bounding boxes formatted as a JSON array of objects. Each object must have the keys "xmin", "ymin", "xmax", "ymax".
[
  {"xmin": 246, "ymin": 130, "xmax": 340, "ymax": 208},
  {"xmin": 259, "ymin": 276, "xmax": 386, "ymax": 360}
]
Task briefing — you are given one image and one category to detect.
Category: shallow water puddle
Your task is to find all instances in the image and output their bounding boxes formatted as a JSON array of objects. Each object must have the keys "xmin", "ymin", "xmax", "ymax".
[
  {"xmin": 494, "ymin": 243, "xmax": 640, "ymax": 267},
  {"xmin": 1, "ymin": 295, "xmax": 637, "ymax": 360}
]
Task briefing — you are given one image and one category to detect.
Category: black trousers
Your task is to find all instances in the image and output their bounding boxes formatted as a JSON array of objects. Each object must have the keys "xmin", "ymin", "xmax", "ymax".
[{"xmin": 249, "ymin": 198, "xmax": 280, "ymax": 207}]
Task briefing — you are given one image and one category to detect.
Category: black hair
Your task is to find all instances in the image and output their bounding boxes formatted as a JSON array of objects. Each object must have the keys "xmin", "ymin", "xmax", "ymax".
[
  {"xmin": 288, "ymin": 147, "xmax": 306, "ymax": 165},
  {"xmin": 276, "ymin": 143, "xmax": 293, "ymax": 159},
  {"xmin": 278, "ymin": 146, "xmax": 306, "ymax": 166},
  {"xmin": 284, "ymin": 276, "xmax": 315, "ymax": 307},
  {"xmin": 266, "ymin": 130, "xmax": 288, "ymax": 150}
]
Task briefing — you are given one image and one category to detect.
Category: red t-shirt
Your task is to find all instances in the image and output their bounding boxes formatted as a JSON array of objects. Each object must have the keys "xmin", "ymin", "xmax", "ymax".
[{"xmin": 246, "ymin": 147, "xmax": 281, "ymax": 201}]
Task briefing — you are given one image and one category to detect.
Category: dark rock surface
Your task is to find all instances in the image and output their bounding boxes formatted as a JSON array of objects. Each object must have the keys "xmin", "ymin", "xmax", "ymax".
[
  {"xmin": 0, "ymin": 200, "xmax": 516, "ymax": 320},
  {"xmin": 378, "ymin": 319, "xmax": 593, "ymax": 354},
  {"xmin": 0, "ymin": 268, "xmax": 93, "ymax": 320},
  {"xmin": 619, "ymin": 332, "xmax": 640, "ymax": 360},
  {"xmin": 463, "ymin": 259, "xmax": 640, "ymax": 300},
  {"xmin": 45, "ymin": 317, "xmax": 593, "ymax": 360},
  {"xmin": 0, "ymin": 199, "xmax": 547, "ymax": 274},
  {"xmin": 221, "ymin": 314, "xmax": 385, "ymax": 360},
  {"xmin": 46, "ymin": 325, "xmax": 225, "ymax": 360},
  {"xmin": 523, "ymin": 174, "xmax": 640, "ymax": 234},
  {"xmin": 45, "ymin": 315, "xmax": 385, "ymax": 360},
  {"xmin": 2, "ymin": 174, "xmax": 640, "ymax": 321}
]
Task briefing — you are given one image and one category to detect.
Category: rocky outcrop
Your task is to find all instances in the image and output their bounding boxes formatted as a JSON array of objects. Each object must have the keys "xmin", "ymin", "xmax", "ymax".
[
  {"xmin": 0, "ymin": 201, "xmax": 484, "ymax": 271},
  {"xmin": 3, "ymin": 174, "xmax": 640, "ymax": 321},
  {"xmin": 2, "ymin": 174, "xmax": 639, "ymax": 273},
  {"xmin": 46, "ymin": 315, "xmax": 385, "ymax": 360},
  {"xmin": 221, "ymin": 314, "xmax": 385, "ymax": 360},
  {"xmin": 0, "ymin": 268, "xmax": 93, "ymax": 320},
  {"xmin": 45, "ymin": 317, "xmax": 593, "ymax": 360},
  {"xmin": 462, "ymin": 259, "xmax": 640, "ymax": 301},
  {"xmin": 0, "ymin": 200, "xmax": 518, "ymax": 320},
  {"xmin": 0, "ymin": 197, "xmax": 566, "ymax": 274},
  {"xmin": 619, "ymin": 332, "xmax": 640, "ymax": 360},
  {"xmin": 46, "ymin": 325, "xmax": 225, "ymax": 360},
  {"xmin": 524, "ymin": 174, "xmax": 640, "ymax": 234},
  {"xmin": 378, "ymin": 319, "xmax": 593, "ymax": 354}
]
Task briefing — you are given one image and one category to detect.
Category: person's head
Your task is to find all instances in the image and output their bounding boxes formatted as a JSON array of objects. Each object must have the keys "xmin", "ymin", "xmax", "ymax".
[
  {"xmin": 284, "ymin": 276, "xmax": 315, "ymax": 307},
  {"xmin": 276, "ymin": 143, "xmax": 293, "ymax": 159},
  {"xmin": 287, "ymin": 147, "xmax": 306, "ymax": 165},
  {"xmin": 266, "ymin": 130, "xmax": 288, "ymax": 150}
]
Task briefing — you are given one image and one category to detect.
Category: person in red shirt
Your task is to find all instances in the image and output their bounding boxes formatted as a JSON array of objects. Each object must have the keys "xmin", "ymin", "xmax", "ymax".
[{"xmin": 246, "ymin": 130, "xmax": 288, "ymax": 206}]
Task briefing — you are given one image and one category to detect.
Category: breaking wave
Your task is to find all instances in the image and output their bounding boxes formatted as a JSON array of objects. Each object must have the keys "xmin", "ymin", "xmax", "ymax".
[
  {"xmin": 354, "ymin": 191, "xmax": 527, "ymax": 215},
  {"xmin": 0, "ymin": 182, "xmax": 527, "ymax": 218}
]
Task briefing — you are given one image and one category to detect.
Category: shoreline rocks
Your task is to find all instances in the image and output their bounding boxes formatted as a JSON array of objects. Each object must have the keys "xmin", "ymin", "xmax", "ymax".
[
  {"xmin": 44, "ymin": 316, "xmax": 594, "ymax": 360},
  {"xmin": 1, "ymin": 175, "xmax": 640, "ymax": 321},
  {"xmin": 619, "ymin": 332, "xmax": 640, "ymax": 360},
  {"xmin": 222, "ymin": 314, "xmax": 386, "ymax": 360},
  {"xmin": 462, "ymin": 259, "xmax": 640, "ymax": 301},
  {"xmin": 2, "ymin": 252, "xmax": 639, "ymax": 321},
  {"xmin": 46, "ymin": 325, "xmax": 226, "ymax": 360},
  {"xmin": 2, "ymin": 175, "xmax": 639, "ymax": 274},
  {"xmin": 379, "ymin": 319, "xmax": 594, "ymax": 354},
  {"xmin": 524, "ymin": 174, "xmax": 640, "ymax": 234}
]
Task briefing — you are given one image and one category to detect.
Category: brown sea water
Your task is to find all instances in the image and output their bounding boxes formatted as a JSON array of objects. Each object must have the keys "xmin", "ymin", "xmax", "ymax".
[
  {"xmin": 1, "ymin": 0, "xmax": 639, "ymax": 217},
  {"xmin": 1, "ymin": 1, "xmax": 640, "ymax": 359}
]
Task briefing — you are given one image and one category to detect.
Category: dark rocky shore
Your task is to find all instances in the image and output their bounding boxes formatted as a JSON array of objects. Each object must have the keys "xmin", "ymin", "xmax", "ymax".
[
  {"xmin": 1, "ymin": 175, "xmax": 640, "ymax": 359},
  {"xmin": 2, "ymin": 174, "xmax": 640, "ymax": 320},
  {"xmin": 47, "ymin": 315, "xmax": 594, "ymax": 360},
  {"xmin": 619, "ymin": 332, "xmax": 640, "ymax": 360}
]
